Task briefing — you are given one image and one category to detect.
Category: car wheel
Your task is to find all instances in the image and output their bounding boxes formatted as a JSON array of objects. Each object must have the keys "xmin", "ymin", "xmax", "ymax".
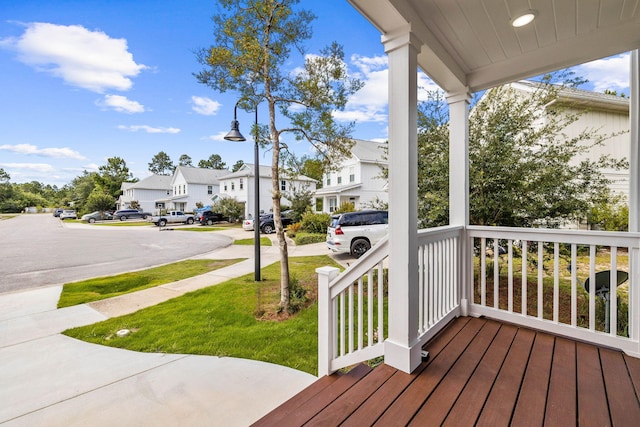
[
  {"xmin": 158, "ymin": 219, "xmax": 167, "ymax": 227},
  {"xmin": 186, "ymin": 218, "xmax": 194, "ymax": 225},
  {"xmin": 262, "ymin": 224, "xmax": 274, "ymax": 234},
  {"xmin": 206, "ymin": 219, "xmax": 213, "ymax": 226},
  {"xmin": 120, "ymin": 216, "xmax": 127, "ymax": 221},
  {"xmin": 142, "ymin": 215, "xmax": 149, "ymax": 220},
  {"xmin": 88, "ymin": 218, "xmax": 96, "ymax": 224},
  {"xmin": 351, "ymin": 239, "xmax": 371, "ymax": 258}
]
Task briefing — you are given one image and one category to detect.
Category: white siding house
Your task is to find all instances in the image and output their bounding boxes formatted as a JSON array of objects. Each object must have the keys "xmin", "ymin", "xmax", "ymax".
[
  {"xmin": 217, "ymin": 163, "xmax": 317, "ymax": 219},
  {"xmin": 512, "ymin": 81, "xmax": 630, "ymax": 199},
  {"xmin": 156, "ymin": 166, "xmax": 229, "ymax": 213},
  {"xmin": 117, "ymin": 174, "xmax": 172, "ymax": 213},
  {"xmin": 315, "ymin": 139, "xmax": 388, "ymax": 213}
]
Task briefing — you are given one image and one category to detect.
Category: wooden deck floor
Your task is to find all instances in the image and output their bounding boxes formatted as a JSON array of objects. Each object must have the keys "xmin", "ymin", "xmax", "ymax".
[{"xmin": 253, "ymin": 316, "xmax": 640, "ymax": 426}]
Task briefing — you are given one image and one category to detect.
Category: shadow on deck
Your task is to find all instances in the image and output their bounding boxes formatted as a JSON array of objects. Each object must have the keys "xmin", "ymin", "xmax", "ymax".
[{"xmin": 253, "ymin": 316, "xmax": 640, "ymax": 426}]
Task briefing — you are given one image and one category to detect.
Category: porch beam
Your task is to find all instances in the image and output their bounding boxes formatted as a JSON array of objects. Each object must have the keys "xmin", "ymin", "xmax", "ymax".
[{"xmin": 382, "ymin": 26, "xmax": 423, "ymax": 373}]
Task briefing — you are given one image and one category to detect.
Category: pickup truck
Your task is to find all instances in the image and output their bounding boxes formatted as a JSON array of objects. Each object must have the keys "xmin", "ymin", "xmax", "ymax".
[{"xmin": 150, "ymin": 211, "xmax": 196, "ymax": 227}]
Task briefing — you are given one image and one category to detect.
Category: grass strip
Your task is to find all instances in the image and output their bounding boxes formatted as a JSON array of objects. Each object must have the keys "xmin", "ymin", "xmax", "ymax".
[
  {"xmin": 234, "ymin": 237, "xmax": 272, "ymax": 246},
  {"xmin": 63, "ymin": 255, "xmax": 341, "ymax": 375},
  {"xmin": 58, "ymin": 259, "xmax": 244, "ymax": 308}
]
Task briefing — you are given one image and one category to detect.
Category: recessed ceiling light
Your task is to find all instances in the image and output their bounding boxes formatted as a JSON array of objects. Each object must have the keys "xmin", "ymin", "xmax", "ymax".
[{"xmin": 512, "ymin": 11, "xmax": 537, "ymax": 27}]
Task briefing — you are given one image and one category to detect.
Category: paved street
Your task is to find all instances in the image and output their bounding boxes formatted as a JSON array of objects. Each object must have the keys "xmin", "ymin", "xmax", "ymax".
[{"xmin": 0, "ymin": 214, "xmax": 232, "ymax": 294}]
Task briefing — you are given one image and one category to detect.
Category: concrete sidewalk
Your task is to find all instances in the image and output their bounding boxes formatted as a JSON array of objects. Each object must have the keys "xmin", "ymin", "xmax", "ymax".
[{"xmin": 0, "ymin": 228, "xmax": 346, "ymax": 426}]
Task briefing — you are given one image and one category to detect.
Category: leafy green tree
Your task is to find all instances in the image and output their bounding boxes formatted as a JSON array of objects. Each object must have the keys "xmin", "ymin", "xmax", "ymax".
[
  {"xmin": 212, "ymin": 196, "xmax": 245, "ymax": 222},
  {"xmin": 415, "ymin": 80, "xmax": 626, "ymax": 228},
  {"xmin": 198, "ymin": 154, "xmax": 227, "ymax": 169},
  {"xmin": 588, "ymin": 193, "xmax": 629, "ymax": 231},
  {"xmin": 148, "ymin": 151, "xmax": 174, "ymax": 175},
  {"xmin": 86, "ymin": 190, "xmax": 116, "ymax": 213},
  {"xmin": 285, "ymin": 187, "xmax": 314, "ymax": 222},
  {"xmin": 64, "ymin": 171, "xmax": 99, "ymax": 213},
  {"xmin": 231, "ymin": 160, "xmax": 245, "ymax": 172},
  {"xmin": 196, "ymin": 0, "xmax": 363, "ymax": 311},
  {"xmin": 0, "ymin": 168, "xmax": 15, "ymax": 212},
  {"xmin": 179, "ymin": 154, "xmax": 193, "ymax": 167},
  {"xmin": 95, "ymin": 157, "xmax": 134, "ymax": 199}
]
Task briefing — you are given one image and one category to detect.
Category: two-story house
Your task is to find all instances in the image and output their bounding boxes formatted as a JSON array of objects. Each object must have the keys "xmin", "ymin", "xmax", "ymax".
[
  {"xmin": 315, "ymin": 139, "xmax": 388, "ymax": 213},
  {"xmin": 117, "ymin": 174, "xmax": 172, "ymax": 213},
  {"xmin": 217, "ymin": 163, "xmax": 317, "ymax": 219},
  {"xmin": 156, "ymin": 166, "xmax": 229, "ymax": 213}
]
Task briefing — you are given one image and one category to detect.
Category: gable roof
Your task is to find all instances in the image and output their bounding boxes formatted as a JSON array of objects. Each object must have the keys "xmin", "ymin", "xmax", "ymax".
[
  {"xmin": 219, "ymin": 163, "xmax": 316, "ymax": 182},
  {"xmin": 174, "ymin": 166, "xmax": 229, "ymax": 184},
  {"xmin": 122, "ymin": 174, "xmax": 172, "ymax": 190},
  {"xmin": 351, "ymin": 139, "xmax": 388, "ymax": 164}
]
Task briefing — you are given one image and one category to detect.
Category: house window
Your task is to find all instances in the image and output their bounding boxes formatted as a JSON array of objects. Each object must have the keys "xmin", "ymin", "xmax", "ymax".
[
  {"xmin": 224, "ymin": 183, "xmax": 227, "ymax": 191},
  {"xmin": 183, "ymin": 185, "xmax": 186, "ymax": 194},
  {"xmin": 349, "ymin": 166, "xmax": 355, "ymax": 182},
  {"xmin": 328, "ymin": 198, "xmax": 337, "ymax": 212},
  {"xmin": 326, "ymin": 175, "xmax": 331, "ymax": 186},
  {"xmin": 231, "ymin": 182, "xmax": 235, "ymax": 191},
  {"xmin": 337, "ymin": 176, "xmax": 342, "ymax": 184},
  {"xmin": 240, "ymin": 179, "xmax": 243, "ymax": 190},
  {"xmin": 281, "ymin": 180, "xmax": 286, "ymax": 191},
  {"xmin": 207, "ymin": 185, "xmax": 213, "ymax": 195}
]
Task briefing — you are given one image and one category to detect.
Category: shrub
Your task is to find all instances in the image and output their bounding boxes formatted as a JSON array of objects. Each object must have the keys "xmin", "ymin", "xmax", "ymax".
[
  {"xmin": 333, "ymin": 202, "xmax": 355, "ymax": 214},
  {"xmin": 293, "ymin": 232, "xmax": 326, "ymax": 245},
  {"xmin": 300, "ymin": 211, "xmax": 331, "ymax": 234},
  {"xmin": 286, "ymin": 222, "xmax": 302, "ymax": 238}
]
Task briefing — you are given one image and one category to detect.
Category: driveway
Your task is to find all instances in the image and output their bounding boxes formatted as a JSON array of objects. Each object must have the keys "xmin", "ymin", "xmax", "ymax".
[{"xmin": 0, "ymin": 214, "xmax": 232, "ymax": 294}]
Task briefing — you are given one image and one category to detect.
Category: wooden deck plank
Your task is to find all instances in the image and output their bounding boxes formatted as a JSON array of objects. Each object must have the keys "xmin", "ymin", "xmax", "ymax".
[
  {"xmin": 510, "ymin": 332, "xmax": 554, "ymax": 426},
  {"xmin": 442, "ymin": 322, "xmax": 518, "ymax": 426},
  {"xmin": 600, "ymin": 348, "xmax": 640, "ymax": 426},
  {"xmin": 624, "ymin": 353, "xmax": 640, "ymax": 399},
  {"xmin": 576, "ymin": 341, "xmax": 611, "ymax": 427},
  {"xmin": 305, "ymin": 363, "xmax": 397, "ymax": 426},
  {"xmin": 250, "ymin": 373, "xmax": 341, "ymax": 426},
  {"xmin": 409, "ymin": 320, "xmax": 502, "ymax": 426},
  {"xmin": 545, "ymin": 337, "xmax": 577, "ymax": 425},
  {"xmin": 373, "ymin": 317, "xmax": 486, "ymax": 426},
  {"xmin": 253, "ymin": 363, "xmax": 371, "ymax": 427},
  {"xmin": 475, "ymin": 327, "xmax": 536, "ymax": 427},
  {"xmin": 341, "ymin": 316, "xmax": 471, "ymax": 426}
]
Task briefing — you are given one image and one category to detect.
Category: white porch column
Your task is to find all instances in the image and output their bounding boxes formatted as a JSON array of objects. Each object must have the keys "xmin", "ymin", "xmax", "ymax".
[
  {"xmin": 630, "ymin": 50, "xmax": 639, "ymax": 232},
  {"xmin": 447, "ymin": 90, "xmax": 471, "ymax": 316},
  {"xmin": 382, "ymin": 27, "xmax": 422, "ymax": 373}
]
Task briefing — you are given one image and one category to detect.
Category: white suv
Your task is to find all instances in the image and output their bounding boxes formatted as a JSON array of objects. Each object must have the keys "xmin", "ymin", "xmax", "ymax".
[{"xmin": 326, "ymin": 210, "xmax": 388, "ymax": 258}]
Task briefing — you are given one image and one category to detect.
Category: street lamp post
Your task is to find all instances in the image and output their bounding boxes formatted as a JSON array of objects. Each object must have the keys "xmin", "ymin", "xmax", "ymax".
[{"xmin": 224, "ymin": 102, "xmax": 261, "ymax": 282}]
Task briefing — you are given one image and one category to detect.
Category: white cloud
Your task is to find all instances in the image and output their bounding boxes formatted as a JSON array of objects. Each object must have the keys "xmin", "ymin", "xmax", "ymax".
[
  {"xmin": 575, "ymin": 53, "xmax": 631, "ymax": 93},
  {"xmin": 0, "ymin": 162, "xmax": 55, "ymax": 173},
  {"xmin": 1, "ymin": 22, "xmax": 147, "ymax": 93},
  {"xmin": 204, "ymin": 131, "xmax": 234, "ymax": 142},
  {"xmin": 117, "ymin": 125, "xmax": 181, "ymax": 134},
  {"xmin": 98, "ymin": 94, "xmax": 145, "ymax": 113},
  {"xmin": 191, "ymin": 96, "xmax": 221, "ymax": 115},
  {"xmin": 0, "ymin": 143, "xmax": 86, "ymax": 160}
]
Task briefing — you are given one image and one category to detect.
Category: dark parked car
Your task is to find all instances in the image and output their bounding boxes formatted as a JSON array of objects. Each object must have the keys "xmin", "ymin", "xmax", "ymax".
[
  {"xmin": 258, "ymin": 212, "xmax": 294, "ymax": 234},
  {"xmin": 196, "ymin": 211, "xmax": 225, "ymax": 225},
  {"xmin": 81, "ymin": 211, "xmax": 113, "ymax": 223},
  {"xmin": 53, "ymin": 208, "xmax": 64, "ymax": 217},
  {"xmin": 112, "ymin": 209, "xmax": 150, "ymax": 221}
]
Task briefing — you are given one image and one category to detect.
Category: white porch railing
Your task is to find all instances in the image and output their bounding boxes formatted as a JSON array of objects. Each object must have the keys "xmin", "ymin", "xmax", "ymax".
[
  {"xmin": 467, "ymin": 226, "xmax": 640, "ymax": 356},
  {"xmin": 318, "ymin": 226, "xmax": 640, "ymax": 376}
]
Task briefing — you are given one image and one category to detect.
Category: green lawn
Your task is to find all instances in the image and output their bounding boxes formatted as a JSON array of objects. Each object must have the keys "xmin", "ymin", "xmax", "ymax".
[
  {"xmin": 58, "ymin": 259, "xmax": 244, "ymax": 308},
  {"xmin": 63, "ymin": 255, "xmax": 341, "ymax": 375},
  {"xmin": 234, "ymin": 237, "xmax": 272, "ymax": 246}
]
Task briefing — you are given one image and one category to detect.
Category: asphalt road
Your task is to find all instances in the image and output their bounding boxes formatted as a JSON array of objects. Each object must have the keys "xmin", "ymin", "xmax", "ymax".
[{"xmin": 0, "ymin": 214, "xmax": 232, "ymax": 294}]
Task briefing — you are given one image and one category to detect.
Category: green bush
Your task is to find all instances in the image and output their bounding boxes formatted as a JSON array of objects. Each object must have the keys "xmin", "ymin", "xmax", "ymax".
[
  {"xmin": 293, "ymin": 232, "xmax": 326, "ymax": 245},
  {"xmin": 300, "ymin": 211, "xmax": 331, "ymax": 234}
]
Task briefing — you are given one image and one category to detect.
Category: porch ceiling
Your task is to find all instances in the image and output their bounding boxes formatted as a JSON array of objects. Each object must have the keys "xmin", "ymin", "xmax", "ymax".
[{"xmin": 348, "ymin": 0, "xmax": 640, "ymax": 93}]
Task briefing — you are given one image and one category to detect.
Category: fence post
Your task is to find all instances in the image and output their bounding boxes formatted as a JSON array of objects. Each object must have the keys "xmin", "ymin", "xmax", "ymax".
[{"xmin": 316, "ymin": 266, "xmax": 340, "ymax": 377}]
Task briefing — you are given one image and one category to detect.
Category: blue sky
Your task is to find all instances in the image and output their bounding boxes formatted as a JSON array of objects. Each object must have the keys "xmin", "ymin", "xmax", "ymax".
[{"xmin": 0, "ymin": 1, "xmax": 632, "ymax": 187}]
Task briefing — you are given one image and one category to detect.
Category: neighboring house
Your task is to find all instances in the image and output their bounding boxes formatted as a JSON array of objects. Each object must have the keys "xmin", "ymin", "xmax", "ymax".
[
  {"xmin": 117, "ymin": 174, "xmax": 172, "ymax": 213},
  {"xmin": 155, "ymin": 166, "xmax": 229, "ymax": 213},
  {"xmin": 315, "ymin": 139, "xmax": 388, "ymax": 213},
  {"xmin": 217, "ymin": 163, "xmax": 317, "ymax": 219},
  {"xmin": 511, "ymin": 80, "xmax": 630, "ymax": 199}
]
